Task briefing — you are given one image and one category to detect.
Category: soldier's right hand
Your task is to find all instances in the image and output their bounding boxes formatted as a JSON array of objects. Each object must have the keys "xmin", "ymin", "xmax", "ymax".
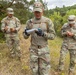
[
  {"xmin": 4, "ymin": 26, "xmax": 8, "ymax": 31},
  {"xmin": 66, "ymin": 31, "xmax": 70, "ymax": 36},
  {"xmin": 10, "ymin": 28, "xmax": 16, "ymax": 33},
  {"xmin": 24, "ymin": 29, "xmax": 30, "ymax": 36},
  {"xmin": 35, "ymin": 28, "xmax": 44, "ymax": 36},
  {"xmin": 66, "ymin": 31, "xmax": 74, "ymax": 37}
]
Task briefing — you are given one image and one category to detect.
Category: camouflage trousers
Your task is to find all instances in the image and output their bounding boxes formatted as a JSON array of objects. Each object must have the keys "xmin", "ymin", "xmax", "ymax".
[
  {"xmin": 29, "ymin": 46, "xmax": 51, "ymax": 75},
  {"xmin": 58, "ymin": 44, "xmax": 76, "ymax": 74},
  {"xmin": 6, "ymin": 35, "xmax": 21, "ymax": 58}
]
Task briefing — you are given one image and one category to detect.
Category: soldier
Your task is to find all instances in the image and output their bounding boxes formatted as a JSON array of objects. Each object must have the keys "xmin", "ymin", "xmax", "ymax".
[
  {"xmin": 23, "ymin": 1, "xmax": 56, "ymax": 75},
  {"xmin": 57, "ymin": 15, "xmax": 76, "ymax": 75},
  {"xmin": 1, "ymin": 8, "xmax": 21, "ymax": 59}
]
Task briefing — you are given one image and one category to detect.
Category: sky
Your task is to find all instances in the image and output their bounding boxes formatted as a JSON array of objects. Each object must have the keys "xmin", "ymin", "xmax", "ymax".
[
  {"xmin": 46, "ymin": 0, "xmax": 76, "ymax": 9},
  {"xmin": 1, "ymin": 0, "xmax": 76, "ymax": 9},
  {"xmin": 28, "ymin": 0, "xmax": 76, "ymax": 9}
]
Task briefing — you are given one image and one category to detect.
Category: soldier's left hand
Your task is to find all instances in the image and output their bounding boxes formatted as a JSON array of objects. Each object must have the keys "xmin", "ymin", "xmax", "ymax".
[
  {"xmin": 10, "ymin": 28, "xmax": 16, "ymax": 32},
  {"xmin": 67, "ymin": 31, "xmax": 74, "ymax": 36},
  {"xmin": 35, "ymin": 28, "xmax": 44, "ymax": 36},
  {"xmin": 69, "ymin": 33, "xmax": 74, "ymax": 36}
]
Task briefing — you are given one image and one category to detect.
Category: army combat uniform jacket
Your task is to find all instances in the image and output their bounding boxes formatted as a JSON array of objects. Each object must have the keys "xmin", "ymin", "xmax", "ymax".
[
  {"xmin": 1, "ymin": 16, "xmax": 21, "ymax": 37},
  {"xmin": 61, "ymin": 23, "xmax": 76, "ymax": 49},
  {"xmin": 24, "ymin": 16, "xmax": 56, "ymax": 48}
]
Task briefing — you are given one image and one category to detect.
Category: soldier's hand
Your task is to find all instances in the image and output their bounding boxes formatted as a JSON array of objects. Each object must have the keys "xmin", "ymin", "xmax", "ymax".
[
  {"xmin": 10, "ymin": 28, "xmax": 16, "ymax": 32},
  {"xmin": 69, "ymin": 33, "xmax": 74, "ymax": 36},
  {"xmin": 24, "ymin": 28, "xmax": 30, "ymax": 36},
  {"xmin": 4, "ymin": 26, "xmax": 8, "ymax": 31},
  {"xmin": 35, "ymin": 28, "xmax": 44, "ymax": 36},
  {"xmin": 67, "ymin": 31, "xmax": 74, "ymax": 36}
]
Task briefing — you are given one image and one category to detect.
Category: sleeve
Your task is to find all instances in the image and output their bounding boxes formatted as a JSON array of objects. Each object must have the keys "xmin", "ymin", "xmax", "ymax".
[
  {"xmin": 73, "ymin": 34, "xmax": 76, "ymax": 39},
  {"xmin": 15, "ymin": 18, "xmax": 21, "ymax": 32},
  {"xmin": 1, "ymin": 18, "xmax": 6, "ymax": 32},
  {"xmin": 61, "ymin": 24, "xmax": 67, "ymax": 37},
  {"xmin": 43, "ymin": 19, "xmax": 56, "ymax": 40},
  {"xmin": 71, "ymin": 28, "xmax": 76, "ymax": 40},
  {"xmin": 23, "ymin": 20, "xmax": 30, "ymax": 39}
]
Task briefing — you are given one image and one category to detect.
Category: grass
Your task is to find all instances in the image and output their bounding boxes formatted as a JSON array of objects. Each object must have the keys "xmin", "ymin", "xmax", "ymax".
[
  {"xmin": 48, "ymin": 37, "xmax": 70, "ymax": 74},
  {"xmin": 48, "ymin": 37, "xmax": 63, "ymax": 69}
]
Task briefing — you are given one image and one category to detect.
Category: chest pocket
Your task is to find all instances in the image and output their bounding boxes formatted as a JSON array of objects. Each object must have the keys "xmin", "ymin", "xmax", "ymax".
[
  {"xmin": 9, "ymin": 20, "xmax": 16, "ymax": 28},
  {"xmin": 31, "ymin": 22, "xmax": 48, "ymax": 32},
  {"xmin": 5, "ymin": 18, "xmax": 17, "ymax": 28}
]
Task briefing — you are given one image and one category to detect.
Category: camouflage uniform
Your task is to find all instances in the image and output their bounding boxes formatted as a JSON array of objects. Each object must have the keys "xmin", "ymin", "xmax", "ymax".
[
  {"xmin": 58, "ymin": 15, "xmax": 76, "ymax": 75},
  {"xmin": 1, "ymin": 8, "xmax": 21, "ymax": 58},
  {"xmin": 23, "ymin": 15, "xmax": 55, "ymax": 75}
]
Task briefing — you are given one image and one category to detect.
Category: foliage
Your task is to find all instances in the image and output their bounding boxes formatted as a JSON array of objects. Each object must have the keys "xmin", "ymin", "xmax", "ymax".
[
  {"xmin": 0, "ymin": 0, "xmax": 76, "ymax": 42},
  {"xmin": 0, "ymin": 0, "xmax": 34, "ymax": 42},
  {"xmin": 14, "ymin": 8, "xmax": 33, "ymax": 23},
  {"xmin": 49, "ymin": 9, "xmax": 76, "ymax": 36}
]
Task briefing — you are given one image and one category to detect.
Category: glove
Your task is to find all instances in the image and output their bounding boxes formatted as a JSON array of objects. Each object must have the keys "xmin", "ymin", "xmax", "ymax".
[
  {"xmin": 24, "ymin": 28, "xmax": 30, "ymax": 36},
  {"xmin": 35, "ymin": 28, "xmax": 44, "ymax": 36}
]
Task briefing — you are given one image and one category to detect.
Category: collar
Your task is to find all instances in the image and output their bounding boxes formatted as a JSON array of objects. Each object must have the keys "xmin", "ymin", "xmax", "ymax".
[
  {"xmin": 68, "ymin": 23, "xmax": 76, "ymax": 28},
  {"xmin": 7, "ymin": 16, "xmax": 14, "ymax": 20}
]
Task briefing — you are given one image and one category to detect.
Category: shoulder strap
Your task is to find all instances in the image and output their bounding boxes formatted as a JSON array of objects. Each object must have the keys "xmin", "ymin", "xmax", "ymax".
[
  {"xmin": 29, "ymin": 18, "xmax": 34, "ymax": 29},
  {"xmin": 45, "ymin": 22, "xmax": 49, "ymax": 32},
  {"xmin": 14, "ymin": 17, "xmax": 17, "ymax": 27},
  {"xmin": 41, "ymin": 16, "xmax": 49, "ymax": 32}
]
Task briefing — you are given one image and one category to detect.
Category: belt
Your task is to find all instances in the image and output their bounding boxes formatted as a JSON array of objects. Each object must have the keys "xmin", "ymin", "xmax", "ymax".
[
  {"xmin": 38, "ymin": 45, "xmax": 42, "ymax": 49},
  {"xmin": 31, "ymin": 44, "xmax": 46, "ymax": 49}
]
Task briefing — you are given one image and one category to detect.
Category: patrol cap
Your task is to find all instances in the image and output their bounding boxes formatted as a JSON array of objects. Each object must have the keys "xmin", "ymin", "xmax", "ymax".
[
  {"xmin": 68, "ymin": 15, "xmax": 76, "ymax": 24},
  {"xmin": 68, "ymin": 15, "xmax": 76, "ymax": 21},
  {"xmin": 33, "ymin": 2, "xmax": 43, "ymax": 12},
  {"xmin": 6, "ymin": 8, "xmax": 14, "ymax": 14}
]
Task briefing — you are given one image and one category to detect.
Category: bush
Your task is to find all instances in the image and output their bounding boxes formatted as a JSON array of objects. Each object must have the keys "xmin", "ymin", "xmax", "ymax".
[{"xmin": 50, "ymin": 9, "xmax": 76, "ymax": 37}]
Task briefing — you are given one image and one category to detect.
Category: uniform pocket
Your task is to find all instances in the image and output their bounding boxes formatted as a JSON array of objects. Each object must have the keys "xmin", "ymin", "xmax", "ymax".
[{"xmin": 68, "ymin": 43, "xmax": 76, "ymax": 49}]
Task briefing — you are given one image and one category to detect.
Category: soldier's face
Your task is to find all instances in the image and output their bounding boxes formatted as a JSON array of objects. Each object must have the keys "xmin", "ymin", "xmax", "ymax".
[
  {"xmin": 68, "ymin": 20, "xmax": 75, "ymax": 27},
  {"xmin": 8, "ymin": 14, "xmax": 13, "ymax": 18},
  {"xmin": 34, "ymin": 11, "xmax": 43, "ymax": 19},
  {"xmin": 69, "ymin": 23, "xmax": 74, "ymax": 27}
]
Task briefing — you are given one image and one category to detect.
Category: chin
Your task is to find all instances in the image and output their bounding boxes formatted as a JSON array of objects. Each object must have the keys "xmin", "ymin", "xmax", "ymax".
[{"xmin": 36, "ymin": 17, "xmax": 41, "ymax": 19}]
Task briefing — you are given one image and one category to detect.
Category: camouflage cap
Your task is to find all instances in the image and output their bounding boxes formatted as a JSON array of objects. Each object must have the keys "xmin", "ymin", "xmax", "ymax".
[
  {"xmin": 6, "ymin": 8, "xmax": 14, "ymax": 14},
  {"xmin": 33, "ymin": 2, "xmax": 43, "ymax": 12},
  {"xmin": 68, "ymin": 15, "xmax": 76, "ymax": 24},
  {"xmin": 68, "ymin": 15, "xmax": 76, "ymax": 21}
]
